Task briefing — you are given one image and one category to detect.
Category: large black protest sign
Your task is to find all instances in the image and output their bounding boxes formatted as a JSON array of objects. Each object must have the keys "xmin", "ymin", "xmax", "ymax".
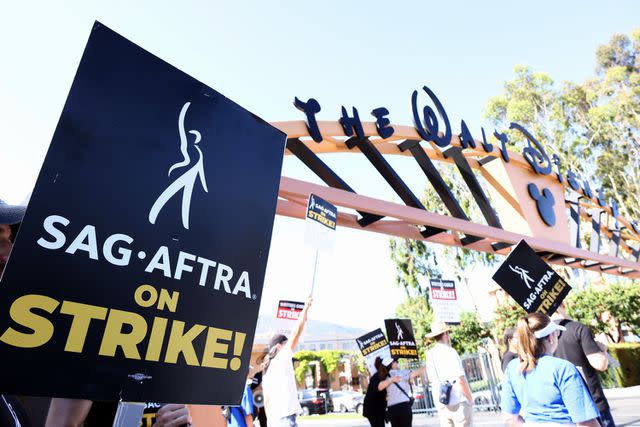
[
  {"xmin": 0, "ymin": 22, "xmax": 286, "ymax": 404},
  {"xmin": 492, "ymin": 240, "xmax": 571, "ymax": 315},
  {"xmin": 384, "ymin": 319, "xmax": 418, "ymax": 359},
  {"xmin": 355, "ymin": 328, "xmax": 391, "ymax": 372}
]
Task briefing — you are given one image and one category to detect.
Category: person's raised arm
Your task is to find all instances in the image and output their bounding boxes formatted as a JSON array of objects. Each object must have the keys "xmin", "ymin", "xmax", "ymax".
[{"xmin": 285, "ymin": 297, "xmax": 312, "ymax": 351}]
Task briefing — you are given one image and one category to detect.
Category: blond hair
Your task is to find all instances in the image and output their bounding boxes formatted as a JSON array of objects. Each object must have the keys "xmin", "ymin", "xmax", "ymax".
[{"xmin": 516, "ymin": 312, "xmax": 551, "ymax": 373}]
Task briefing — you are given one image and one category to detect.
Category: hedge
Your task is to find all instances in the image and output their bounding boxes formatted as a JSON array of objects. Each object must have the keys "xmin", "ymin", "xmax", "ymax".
[{"xmin": 608, "ymin": 343, "xmax": 640, "ymax": 387}]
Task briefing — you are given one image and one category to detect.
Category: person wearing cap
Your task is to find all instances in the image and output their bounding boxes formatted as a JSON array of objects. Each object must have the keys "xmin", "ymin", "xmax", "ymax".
[
  {"xmin": 424, "ymin": 321, "xmax": 473, "ymax": 427},
  {"xmin": 501, "ymin": 312, "xmax": 601, "ymax": 426},
  {"xmin": 0, "ymin": 198, "xmax": 33, "ymax": 427},
  {"xmin": 261, "ymin": 297, "xmax": 312, "ymax": 427}
]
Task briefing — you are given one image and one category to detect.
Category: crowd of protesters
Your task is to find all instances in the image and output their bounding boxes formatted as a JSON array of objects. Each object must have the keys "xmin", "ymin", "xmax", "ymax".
[{"xmin": 0, "ymin": 198, "xmax": 621, "ymax": 427}]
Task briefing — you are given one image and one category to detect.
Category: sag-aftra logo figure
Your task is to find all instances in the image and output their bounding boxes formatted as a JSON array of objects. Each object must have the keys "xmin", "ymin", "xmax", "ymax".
[
  {"xmin": 509, "ymin": 264, "xmax": 534, "ymax": 289},
  {"xmin": 395, "ymin": 322, "xmax": 404, "ymax": 340},
  {"xmin": 149, "ymin": 102, "xmax": 209, "ymax": 229}
]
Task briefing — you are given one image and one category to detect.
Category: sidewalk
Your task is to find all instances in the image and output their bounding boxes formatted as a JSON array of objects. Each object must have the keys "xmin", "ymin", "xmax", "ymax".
[
  {"xmin": 298, "ymin": 386, "xmax": 640, "ymax": 427},
  {"xmin": 605, "ymin": 386, "xmax": 640, "ymax": 426},
  {"xmin": 604, "ymin": 385, "xmax": 640, "ymax": 399}
]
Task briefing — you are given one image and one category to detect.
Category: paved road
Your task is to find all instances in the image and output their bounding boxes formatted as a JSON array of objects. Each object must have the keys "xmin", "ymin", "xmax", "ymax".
[{"xmin": 298, "ymin": 386, "xmax": 640, "ymax": 427}]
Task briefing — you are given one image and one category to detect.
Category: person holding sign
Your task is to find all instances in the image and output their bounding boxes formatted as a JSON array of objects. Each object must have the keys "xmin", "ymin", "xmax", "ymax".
[
  {"xmin": 261, "ymin": 297, "xmax": 312, "ymax": 427},
  {"xmin": 501, "ymin": 313, "xmax": 601, "ymax": 427}
]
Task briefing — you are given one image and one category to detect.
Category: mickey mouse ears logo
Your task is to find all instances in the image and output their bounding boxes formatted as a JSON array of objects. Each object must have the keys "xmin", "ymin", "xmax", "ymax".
[{"xmin": 528, "ymin": 183, "xmax": 556, "ymax": 226}]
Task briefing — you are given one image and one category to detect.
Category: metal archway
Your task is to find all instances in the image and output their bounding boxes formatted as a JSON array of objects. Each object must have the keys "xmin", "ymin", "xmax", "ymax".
[{"xmin": 270, "ymin": 120, "xmax": 640, "ymax": 279}]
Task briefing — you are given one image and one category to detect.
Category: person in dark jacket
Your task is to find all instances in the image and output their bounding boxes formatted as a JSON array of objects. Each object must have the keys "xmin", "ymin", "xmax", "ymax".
[{"xmin": 363, "ymin": 356, "xmax": 397, "ymax": 427}]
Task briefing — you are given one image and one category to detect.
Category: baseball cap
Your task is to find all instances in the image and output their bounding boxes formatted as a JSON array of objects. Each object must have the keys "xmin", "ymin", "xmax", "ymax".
[
  {"xmin": 381, "ymin": 356, "xmax": 394, "ymax": 367},
  {"xmin": 534, "ymin": 321, "xmax": 566, "ymax": 339}
]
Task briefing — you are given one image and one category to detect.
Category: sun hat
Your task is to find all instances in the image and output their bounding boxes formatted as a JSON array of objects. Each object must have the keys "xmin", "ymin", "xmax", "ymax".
[
  {"xmin": 426, "ymin": 320, "xmax": 451, "ymax": 338},
  {"xmin": 534, "ymin": 321, "xmax": 566, "ymax": 339},
  {"xmin": 0, "ymin": 199, "xmax": 26, "ymax": 225}
]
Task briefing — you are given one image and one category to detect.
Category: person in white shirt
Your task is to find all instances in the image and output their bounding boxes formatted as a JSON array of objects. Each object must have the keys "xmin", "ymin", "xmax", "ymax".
[
  {"xmin": 261, "ymin": 298, "xmax": 312, "ymax": 427},
  {"xmin": 424, "ymin": 321, "xmax": 474, "ymax": 427}
]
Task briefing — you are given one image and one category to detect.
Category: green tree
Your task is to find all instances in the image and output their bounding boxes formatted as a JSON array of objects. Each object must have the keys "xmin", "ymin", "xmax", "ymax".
[
  {"xmin": 448, "ymin": 311, "xmax": 492, "ymax": 355},
  {"xmin": 567, "ymin": 282, "xmax": 640, "ymax": 341},
  {"xmin": 389, "ymin": 238, "xmax": 439, "ymax": 297},
  {"xmin": 395, "ymin": 296, "xmax": 434, "ymax": 359},
  {"xmin": 486, "ymin": 28, "xmax": 640, "ymax": 219},
  {"xmin": 293, "ymin": 350, "xmax": 352, "ymax": 383},
  {"xmin": 485, "ymin": 65, "xmax": 586, "ymax": 171}
]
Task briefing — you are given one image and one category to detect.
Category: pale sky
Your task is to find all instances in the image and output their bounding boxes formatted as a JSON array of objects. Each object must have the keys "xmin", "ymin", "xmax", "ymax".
[{"xmin": 1, "ymin": 1, "xmax": 638, "ymax": 330}]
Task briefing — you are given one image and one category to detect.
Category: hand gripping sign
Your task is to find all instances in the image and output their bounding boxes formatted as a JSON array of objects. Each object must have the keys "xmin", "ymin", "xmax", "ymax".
[
  {"xmin": 274, "ymin": 300, "xmax": 305, "ymax": 337},
  {"xmin": 492, "ymin": 240, "xmax": 571, "ymax": 315},
  {"xmin": 0, "ymin": 22, "xmax": 286, "ymax": 405}
]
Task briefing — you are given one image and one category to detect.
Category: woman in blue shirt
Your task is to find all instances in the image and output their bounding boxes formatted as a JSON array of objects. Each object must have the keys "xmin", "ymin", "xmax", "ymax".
[{"xmin": 501, "ymin": 313, "xmax": 601, "ymax": 427}]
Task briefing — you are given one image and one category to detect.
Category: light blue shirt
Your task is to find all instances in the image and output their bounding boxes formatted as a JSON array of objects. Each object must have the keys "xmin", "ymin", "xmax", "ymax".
[
  {"xmin": 387, "ymin": 369, "xmax": 412, "ymax": 407},
  {"xmin": 501, "ymin": 355, "xmax": 599, "ymax": 424},
  {"xmin": 228, "ymin": 385, "xmax": 254, "ymax": 427}
]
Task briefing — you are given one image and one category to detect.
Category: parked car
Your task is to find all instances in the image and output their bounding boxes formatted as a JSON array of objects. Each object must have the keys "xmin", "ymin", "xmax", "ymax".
[
  {"xmin": 298, "ymin": 388, "xmax": 334, "ymax": 415},
  {"xmin": 331, "ymin": 390, "xmax": 364, "ymax": 413}
]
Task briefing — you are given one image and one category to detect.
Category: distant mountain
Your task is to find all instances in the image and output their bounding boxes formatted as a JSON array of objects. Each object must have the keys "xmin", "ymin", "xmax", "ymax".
[{"xmin": 253, "ymin": 315, "xmax": 366, "ymax": 345}]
